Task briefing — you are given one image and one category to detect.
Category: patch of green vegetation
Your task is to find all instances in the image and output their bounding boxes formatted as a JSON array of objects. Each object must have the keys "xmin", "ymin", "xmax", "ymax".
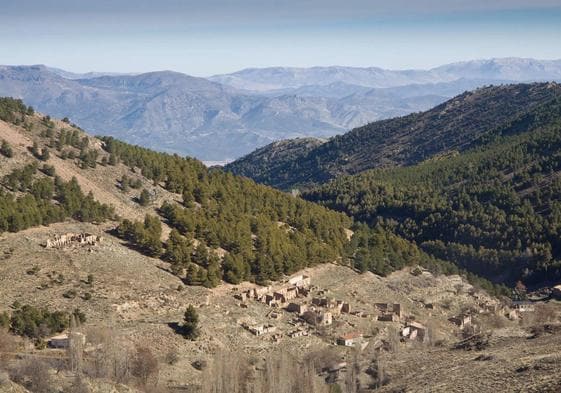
[{"xmin": 4, "ymin": 304, "xmax": 85, "ymax": 339}]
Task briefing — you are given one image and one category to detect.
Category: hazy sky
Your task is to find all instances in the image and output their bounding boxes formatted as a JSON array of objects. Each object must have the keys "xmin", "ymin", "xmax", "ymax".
[{"xmin": 1, "ymin": 0, "xmax": 560, "ymax": 76}]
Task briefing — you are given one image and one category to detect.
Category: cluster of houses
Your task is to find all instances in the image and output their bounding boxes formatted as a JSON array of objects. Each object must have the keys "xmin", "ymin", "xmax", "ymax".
[
  {"xmin": 285, "ymin": 296, "xmax": 353, "ymax": 328},
  {"xmin": 45, "ymin": 233, "xmax": 102, "ymax": 249},
  {"xmin": 236, "ymin": 272, "xmax": 554, "ymax": 350},
  {"xmin": 235, "ymin": 274, "xmax": 311, "ymax": 307}
]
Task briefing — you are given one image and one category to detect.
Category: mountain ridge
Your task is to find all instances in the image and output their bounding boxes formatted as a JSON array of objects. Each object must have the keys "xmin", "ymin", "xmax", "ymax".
[
  {"xmin": 225, "ymin": 82, "xmax": 561, "ymax": 190},
  {"xmin": 209, "ymin": 57, "xmax": 561, "ymax": 91}
]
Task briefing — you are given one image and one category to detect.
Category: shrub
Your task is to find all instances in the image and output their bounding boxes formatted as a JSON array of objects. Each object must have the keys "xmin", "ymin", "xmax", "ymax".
[{"xmin": 0, "ymin": 140, "xmax": 13, "ymax": 158}]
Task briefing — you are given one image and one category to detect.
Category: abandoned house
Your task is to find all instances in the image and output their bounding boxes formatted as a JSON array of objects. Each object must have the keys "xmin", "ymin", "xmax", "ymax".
[
  {"xmin": 337, "ymin": 332, "xmax": 363, "ymax": 347},
  {"xmin": 46, "ymin": 233, "xmax": 102, "ymax": 249},
  {"xmin": 374, "ymin": 303, "xmax": 402, "ymax": 319},
  {"xmin": 312, "ymin": 297, "xmax": 329, "ymax": 307},
  {"xmin": 377, "ymin": 313, "xmax": 400, "ymax": 322},
  {"xmin": 512, "ymin": 301, "xmax": 535, "ymax": 312},
  {"xmin": 286, "ymin": 302, "xmax": 308, "ymax": 315},
  {"xmin": 288, "ymin": 274, "xmax": 311, "ymax": 288},
  {"xmin": 302, "ymin": 310, "xmax": 333, "ymax": 326},
  {"xmin": 246, "ymin": 324, "xmax": 277, "ymax": 336},
  {"xmin": 48, "ymin": 332, "xmax": 86, "ymax": 349},
  {"xmin": 289, "ymin": 329, "xmax": 309, "ymax": 338},
  {"xmin": 401, "ymin": 322, "xmax": 427, "ymax": 343},
  {"xmin": 449, "ymin": 313, "xmax": 472, "ymax": 329}
]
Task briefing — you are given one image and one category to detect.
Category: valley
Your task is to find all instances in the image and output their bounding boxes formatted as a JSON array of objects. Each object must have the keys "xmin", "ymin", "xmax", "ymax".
[{"xmin": 0, "ymin": 83, "xmax": 560, "ymax": 392}]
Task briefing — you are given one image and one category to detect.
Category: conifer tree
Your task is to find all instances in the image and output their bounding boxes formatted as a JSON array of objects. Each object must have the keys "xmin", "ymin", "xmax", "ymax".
[{"xmin": 183, "ymin": 305, "xmax": 200, "ymax": 340}]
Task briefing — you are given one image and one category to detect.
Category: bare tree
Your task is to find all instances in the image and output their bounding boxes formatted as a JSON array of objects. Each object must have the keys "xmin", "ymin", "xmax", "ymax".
[
  {"xmin": 0, "ymin": 371, "xmax": 10, "ymax": 386},
  {"xmin": 83, "ymin": 325, "xmax": 133, "ymax": 383},
  {"xmin": 0, "ymin": 329, "xmax": 17, "ymax": 362},
  {"xmin": 425, "ymin": 320, "xmax": 442, "ymax": 347},
  {"xmin": 67, "ymin": 315, "xmax": 84, "ymax": 375},
  {"xmin": 132, "ymin": 346, "xmax": 159, "ymax": 386},
  {"xmin": 201, "ymin": 350, "xmax": 328, "ymax": 393},
  {"xmin": 386, "ymin": 326, "xmax": 400, "ymax": 353},
  {"xmin": 344, "ymin": 348, "xmax": 360, "ymax": 393},
  {"xmin": 14, "ymin": 360, "xmax": 53, "ymax": 393},
  {"xmin": 65, "ymin": 374, "xmax": 90, "ymax": 393},
  {"xmin": 202, "ymin": 351, "xmax": 250, "ymax": 393}
]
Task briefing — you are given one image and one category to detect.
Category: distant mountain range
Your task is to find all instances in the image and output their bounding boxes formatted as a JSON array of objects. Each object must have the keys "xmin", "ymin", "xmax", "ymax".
[
  {"xmin": 0, "ymin": 58, "xmax": 560, "ymax": 161},
  {"xmin": 209, "ymin": 58, "xmax": 561, "ymax": 91}
]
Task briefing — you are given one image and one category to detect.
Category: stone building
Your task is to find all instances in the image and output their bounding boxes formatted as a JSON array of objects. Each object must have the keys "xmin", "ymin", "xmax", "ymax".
[
  {"xmin": 401, "ymin": 322, "xmax": 427, "ymax": 343},
  {"xmin": 286, "ymin": 302, "xmax": 308, "ymax": 315},
  {"xmin": 449, "ymin": 313, "xmax": 472, "ymax": 329},
  {"xmin": 375, "ymin": 303, "xmax": 402, "ymax": 320},
  {"xmin": 337, "ymin": 332, "xmax": 362, "ymax": 347}
]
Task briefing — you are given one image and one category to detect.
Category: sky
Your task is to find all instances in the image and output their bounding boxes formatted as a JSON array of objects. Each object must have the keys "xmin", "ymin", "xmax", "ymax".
[{"xmin": 1, "ymin": 0, "xmax": 560, "ymax": 76}]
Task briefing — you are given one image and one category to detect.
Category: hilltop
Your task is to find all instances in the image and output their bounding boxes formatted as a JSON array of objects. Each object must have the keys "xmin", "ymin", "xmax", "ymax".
[
  {"xmin": 0, "ymin": 65, "xmax": 444, "ymax": 161},
  {"xmin": 0, "ymin": 97, "xmax": 356, "ymax": 287}
]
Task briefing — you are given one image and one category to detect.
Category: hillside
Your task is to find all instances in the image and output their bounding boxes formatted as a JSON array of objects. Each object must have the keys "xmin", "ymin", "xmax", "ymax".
[
  {"xmin": 304, "ymin": 95, "xmax": 561, "ymax": 286},
  {"xmin": 223, "ymin": 137, "xmax": 326, "ymax": 185},
  {"xmin": 226, "ymin": 83, "xmax": 561, "ymax": 190},
  {"xmin": 0, "ymin": 98, "xmax": 359, "ymax": 287}
]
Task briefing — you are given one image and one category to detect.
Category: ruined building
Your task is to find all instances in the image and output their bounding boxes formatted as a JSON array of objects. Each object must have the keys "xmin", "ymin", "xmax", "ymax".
[{"xmin": 46, "ymin": 233, "xmax": 102, "ymax": 249}]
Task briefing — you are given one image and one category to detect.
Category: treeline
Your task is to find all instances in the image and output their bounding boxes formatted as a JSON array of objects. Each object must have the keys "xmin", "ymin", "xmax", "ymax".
[
  {"xmin": 0, "ymin": 163, "xmax": 114, "ymax": 233},
  {"xmin": 102, "ymin": 137, "xmax": 352, "ymax": 285},
  {"xmin": 304, "ymin": 108, "xmax": 561, "ymax": 286}
]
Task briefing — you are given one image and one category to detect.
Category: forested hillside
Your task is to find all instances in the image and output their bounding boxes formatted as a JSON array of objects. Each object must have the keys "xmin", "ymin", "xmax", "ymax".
[
  {"xmin": 304, "ymin": 96, "xmax": 561, "ymax": 286},
  {"xmin": 0, "ymin": 96, "xmax": 509, "ymax": 295},
  {"xmin": 101, "ymin": 136, "xmax": 352, "ymax": 285},
  {"xmin": 226, "ymin": 83, "xmax": 561, "ymax": 190},
  {"xmin": 0, "ymin": 97, "xmax": 354, "ymax": 285}
]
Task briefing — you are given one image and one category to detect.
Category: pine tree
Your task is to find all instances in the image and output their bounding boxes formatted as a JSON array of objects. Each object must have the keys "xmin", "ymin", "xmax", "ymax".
[
  {"xmin": 183, "ymin": 305, "xmax": 200, "ymax": 340},
  {"xmin": 138, "ymin": 188, "xmax": 151, "ymax": 206}
]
